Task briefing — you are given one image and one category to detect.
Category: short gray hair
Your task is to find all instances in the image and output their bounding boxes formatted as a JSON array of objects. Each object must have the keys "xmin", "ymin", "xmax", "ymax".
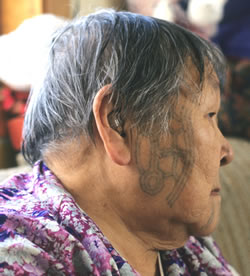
[{"xmin": 22, "ymin": 10, "xmax": 225, "ymax": 165}]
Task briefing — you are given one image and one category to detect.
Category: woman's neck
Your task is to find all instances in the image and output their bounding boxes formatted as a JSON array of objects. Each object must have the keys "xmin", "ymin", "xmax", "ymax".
[{"xmin": 83, "ymin": 204, "xmax": 159, "ymax": 275}]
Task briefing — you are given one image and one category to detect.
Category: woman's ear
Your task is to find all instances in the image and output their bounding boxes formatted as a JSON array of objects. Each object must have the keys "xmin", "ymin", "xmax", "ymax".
[{"xmin": 93, "ymin": 85, "xmax": 131, "ymax": 165}]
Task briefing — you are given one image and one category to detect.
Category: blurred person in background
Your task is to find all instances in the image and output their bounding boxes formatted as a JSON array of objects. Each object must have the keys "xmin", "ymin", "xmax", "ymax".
[
  {"xmin": 212, "ymin": 0, "xmax": 250, "ymax": 139},
  {"xmin": 126, "ymin": 0, "xmax": 160, "ymax": 16}
]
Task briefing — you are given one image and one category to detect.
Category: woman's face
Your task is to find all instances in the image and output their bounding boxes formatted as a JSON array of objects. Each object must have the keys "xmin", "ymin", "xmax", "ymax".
[
  {"xmin": 127, "ymin": 69, "xmax": 233, "ymax": 247},
  {"xmin": 167, "ymin": 73, "xmax": 233, "ymax": 237}
]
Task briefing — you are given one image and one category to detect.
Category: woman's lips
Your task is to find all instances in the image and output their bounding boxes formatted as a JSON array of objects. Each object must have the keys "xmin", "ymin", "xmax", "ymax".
[{"xmin": 211, "ymin": 188, "xmax": 221, "ymax": 196}]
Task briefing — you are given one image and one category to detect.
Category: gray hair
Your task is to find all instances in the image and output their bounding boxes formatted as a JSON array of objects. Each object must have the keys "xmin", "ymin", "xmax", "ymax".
[{"xmin": 22, "ymin": 10, "xmax": 225, "ymax": 165}]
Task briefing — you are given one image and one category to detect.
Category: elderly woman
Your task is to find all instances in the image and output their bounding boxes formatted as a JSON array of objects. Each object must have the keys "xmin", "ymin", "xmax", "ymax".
[{"xmin": 0, "ymin": 10, "xmax": 236, "ymax": 276}]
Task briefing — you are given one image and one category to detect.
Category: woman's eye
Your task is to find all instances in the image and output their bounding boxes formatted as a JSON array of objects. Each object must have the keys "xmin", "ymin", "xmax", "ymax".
[{"xmin": 208, "ymin": 112, "xmax": 216, "ymax": 118}]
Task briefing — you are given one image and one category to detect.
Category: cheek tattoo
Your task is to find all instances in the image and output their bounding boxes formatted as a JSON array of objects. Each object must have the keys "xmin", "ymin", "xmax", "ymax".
[
  {"xmin": 132, "ymin": 102, "xmax": 195, "ymax": 207},
  {"xmin": 132, "ymin": 131, "xmax": 166, "ymax": 196}
]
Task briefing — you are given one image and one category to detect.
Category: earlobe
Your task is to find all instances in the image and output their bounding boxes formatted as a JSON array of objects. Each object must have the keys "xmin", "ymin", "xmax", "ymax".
[{"xmin": 93, "ymin": 85, "xmax": 131, "ymax": 165}]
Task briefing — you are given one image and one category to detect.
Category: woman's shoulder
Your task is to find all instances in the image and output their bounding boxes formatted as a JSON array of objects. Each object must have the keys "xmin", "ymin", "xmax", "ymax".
[{"xmin": 0, "ymin": 163, "xmax": 136, "ymax": 275}]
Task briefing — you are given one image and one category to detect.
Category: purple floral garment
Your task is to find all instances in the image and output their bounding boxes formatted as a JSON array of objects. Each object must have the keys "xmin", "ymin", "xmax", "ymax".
[{"xmin": 0, "ymin": 161, "xmax": 238, "ymax": 276}]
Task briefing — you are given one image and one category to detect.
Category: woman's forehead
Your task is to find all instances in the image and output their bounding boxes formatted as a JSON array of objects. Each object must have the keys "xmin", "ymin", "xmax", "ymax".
[{"xmin": 180, "ymin": 61, "xmax": 220, "ymax": 99}]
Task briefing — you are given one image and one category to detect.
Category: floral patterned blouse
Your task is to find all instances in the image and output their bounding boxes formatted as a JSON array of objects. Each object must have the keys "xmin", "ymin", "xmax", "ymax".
[{"xmin": 0, "ymin": 161, "xmax": 238, "ymax": 275}]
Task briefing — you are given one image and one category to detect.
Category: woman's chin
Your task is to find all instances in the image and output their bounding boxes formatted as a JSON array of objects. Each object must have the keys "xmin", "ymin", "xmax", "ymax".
[{"xmin": 188, "ymin": 215, "xmax": 220, "ymax": 237}]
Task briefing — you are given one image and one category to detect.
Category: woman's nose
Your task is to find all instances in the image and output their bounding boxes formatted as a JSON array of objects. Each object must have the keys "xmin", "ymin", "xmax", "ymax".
[{"xmin": 220, "ymin": 137, "xmax": 234, "ymax": 166}]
